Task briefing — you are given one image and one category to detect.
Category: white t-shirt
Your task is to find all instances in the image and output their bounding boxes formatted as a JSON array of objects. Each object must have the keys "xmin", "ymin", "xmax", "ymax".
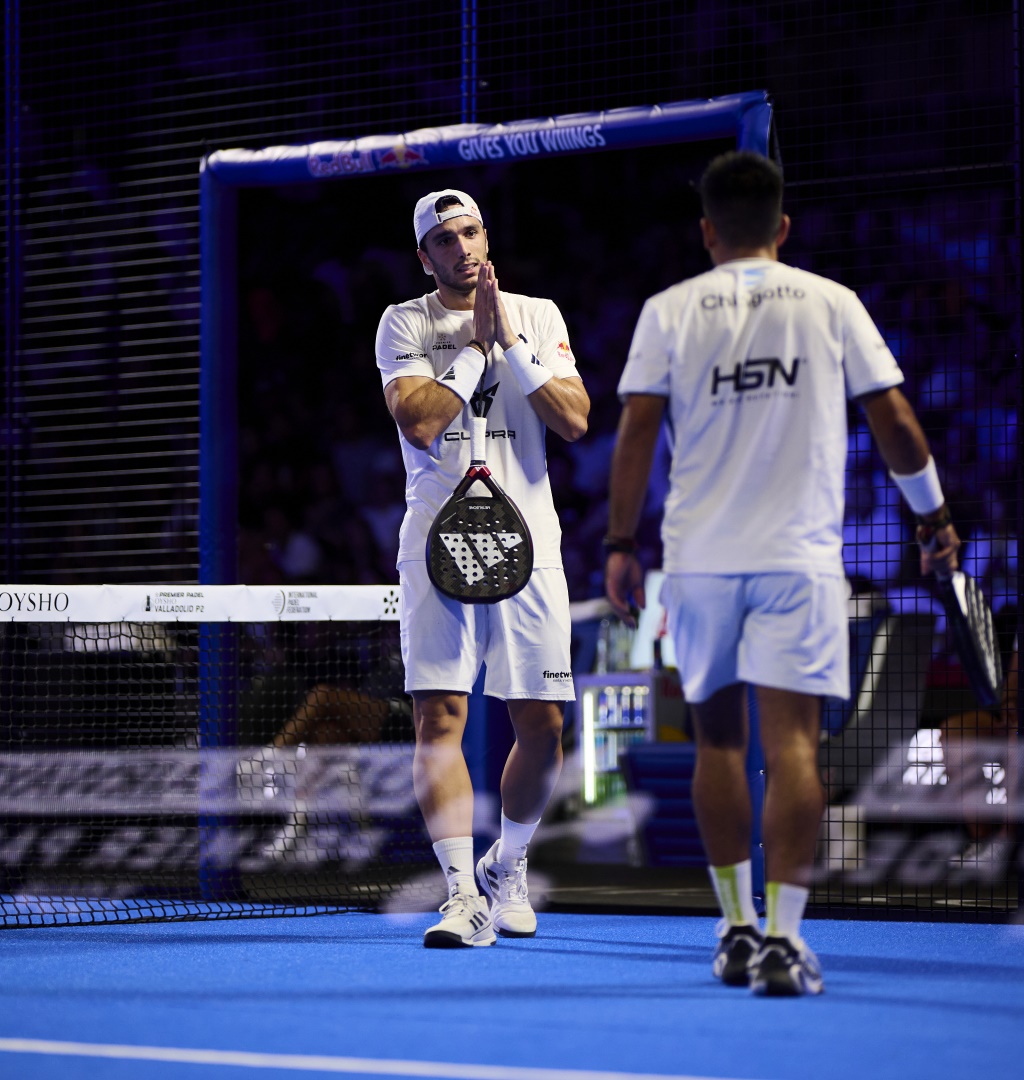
[
  {"xmin": 618, "ymin": 258, "xmax": 904, "ymax": 575},
  {"xmin": 376, "ymin": 290, "xmax": 580, "ymax": 568}
]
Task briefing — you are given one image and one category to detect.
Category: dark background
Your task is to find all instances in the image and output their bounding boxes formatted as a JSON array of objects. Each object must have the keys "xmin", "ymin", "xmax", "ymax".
[{"xmin": 3, "ymin": 0, "xmax": 1019, "ymax": 623}]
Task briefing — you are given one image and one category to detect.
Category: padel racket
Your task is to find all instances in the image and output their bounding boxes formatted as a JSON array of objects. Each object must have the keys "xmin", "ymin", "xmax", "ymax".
[
  {"xmin": 426, "ymin": 415, "xmax": 534, "ymax": 603},
  {"xmin": 937, "ymin": 570, "xmax": 1003, "ymax": 708},
  {"xmin": 920, "ymin": 525, "xmax": 1003, "ymax": 708}
]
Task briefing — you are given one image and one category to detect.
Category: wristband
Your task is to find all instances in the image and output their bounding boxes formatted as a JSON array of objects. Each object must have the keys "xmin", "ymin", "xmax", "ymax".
[
  {"xmin": 890, "ymin": 456, "xmax": 945, "ymax": 516},
  {"xmin": 503, "ymin": 339, "xmax": 554, "ymax": 396},
  {"xmin": 436, "ymin": 346, "xmax": 485, "ymax": 405},
  {"xmin": 467, "ymin": 339, "xmax": 487, "ymax": 356},
  {"xmin": 602, "ymin": 535, "xmax": 638, "ymax": 556}
]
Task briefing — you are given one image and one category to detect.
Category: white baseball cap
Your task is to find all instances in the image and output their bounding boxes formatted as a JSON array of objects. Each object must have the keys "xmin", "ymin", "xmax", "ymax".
[{"xmin": 414, "ymin": 189, "xmax": 484, "ymax": 246}]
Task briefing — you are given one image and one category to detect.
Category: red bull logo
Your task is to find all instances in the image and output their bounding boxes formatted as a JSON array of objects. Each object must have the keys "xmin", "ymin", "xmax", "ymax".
[
  {"xmin": 307, "ymin": 151, "xmax": 375, "ymax": 178},
  {"xmin": 377, "ymin": 144, "xmax": 429, "ymax": 170}
]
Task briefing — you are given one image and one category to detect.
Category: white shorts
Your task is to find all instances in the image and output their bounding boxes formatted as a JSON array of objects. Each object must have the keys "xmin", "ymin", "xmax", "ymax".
[
  {"xmin": 660, "ymin": 572, "xmax": 850, "ymax": 703},
  {"xmin": 399, "ymin": 563, "xmax": 575, "ymax": 701}
]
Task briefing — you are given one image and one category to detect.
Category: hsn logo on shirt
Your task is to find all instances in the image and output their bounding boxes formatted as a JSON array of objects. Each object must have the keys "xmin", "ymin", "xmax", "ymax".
[{"xmin": 710, "ymin": 357, "xmax": 800, "ymax": 396}]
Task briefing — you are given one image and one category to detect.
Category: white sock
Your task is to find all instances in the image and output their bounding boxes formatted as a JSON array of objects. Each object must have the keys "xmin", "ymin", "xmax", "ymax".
[
  {"xmin": 708, "ymin": 860, "xmax": 760, "ymax": 927},
  {"xmin": 432, "ymin": 836, "xmax": 477, "ymax": 896},
  {"xmin": 496, "ymin": 811, "xmax": 540, "ymax": 865},
  {"xmin": 766, "ymin": 881, "xmax": 809, "ymax": 943}
]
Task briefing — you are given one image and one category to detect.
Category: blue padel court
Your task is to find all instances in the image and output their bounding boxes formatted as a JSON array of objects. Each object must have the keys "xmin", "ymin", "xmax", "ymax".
[{"xmin": 1, "ymin": 912, "xmax": 1021, "ymax": 1080}]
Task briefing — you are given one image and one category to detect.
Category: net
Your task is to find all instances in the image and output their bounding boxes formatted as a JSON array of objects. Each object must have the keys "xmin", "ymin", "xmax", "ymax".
[{"xmin": 0, "ymin": 585, "xmax": 434, "ymax": 927}]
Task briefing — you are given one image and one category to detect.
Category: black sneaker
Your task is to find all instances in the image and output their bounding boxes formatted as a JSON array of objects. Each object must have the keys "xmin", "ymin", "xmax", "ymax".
[
  {"xmin": 749, "ymin": 935, "xmax": 824, "ymax": 996},
  {"xmin": 712, "ymin": 921, "xmax": 763, "ymax": 986}
]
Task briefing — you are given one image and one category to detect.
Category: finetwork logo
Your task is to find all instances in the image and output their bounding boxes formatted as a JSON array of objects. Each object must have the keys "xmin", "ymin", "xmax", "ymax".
[{"xmin": 543, "ymin": 670, "xmax": 572, "ymax": 680}]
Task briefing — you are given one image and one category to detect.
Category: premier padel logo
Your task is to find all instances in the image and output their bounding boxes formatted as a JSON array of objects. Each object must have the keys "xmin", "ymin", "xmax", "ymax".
[{"xmin": 440, "ymin": 531, "xmax": 524, "ymax": 584}]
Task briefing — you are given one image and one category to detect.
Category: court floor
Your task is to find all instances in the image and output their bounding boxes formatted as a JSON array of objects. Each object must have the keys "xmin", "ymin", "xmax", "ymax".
[{"xmin": 0, "ymin": 911, "xmax": 1021, "ymax": 1080}]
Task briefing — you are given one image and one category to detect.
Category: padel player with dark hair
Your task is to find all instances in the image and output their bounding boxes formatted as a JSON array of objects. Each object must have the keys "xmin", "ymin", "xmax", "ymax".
[
  {"xmin": 376, "ymin": 189, "xmax": 589, "ymax": 947},
  {"xmin": 605, "ymin": 151, "xmax": 960, "ymax": 995}
]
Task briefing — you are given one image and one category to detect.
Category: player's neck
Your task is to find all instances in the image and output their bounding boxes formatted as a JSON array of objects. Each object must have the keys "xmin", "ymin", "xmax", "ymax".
[
  {"xmin": 711, "ymin": 244, "xmax": 778, "ymax": 265},
  {"xmin": 435, "ymin": 284, "xmax": 475, "ymax": 311}
]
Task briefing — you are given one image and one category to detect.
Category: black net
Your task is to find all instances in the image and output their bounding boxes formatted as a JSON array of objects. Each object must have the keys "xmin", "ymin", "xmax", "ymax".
[
  {"xmin": 0, "ymin": 591, "xmax": 429, "ymax": 926},
  {"xmin": 4, "ymin": 1, "xmax": 1021, "ymax": 923}
]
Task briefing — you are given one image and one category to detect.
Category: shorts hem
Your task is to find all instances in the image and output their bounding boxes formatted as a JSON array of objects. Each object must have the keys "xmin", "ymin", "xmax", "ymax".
[
  {"xmin": 404, "ymin": 684, "xmax": 475, "ymax": 696},
  {"xmin": 491, "ymin": 691, "xmax": 576, "ymax": 702},
  {"xmin": 739, "ymin": 672, "xmax": 850, "ymax": 700}
]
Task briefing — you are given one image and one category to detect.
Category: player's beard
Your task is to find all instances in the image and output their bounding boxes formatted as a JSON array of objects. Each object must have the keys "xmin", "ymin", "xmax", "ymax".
[{"xmin": 432, "ymin": 260, "xmax": 479, "ymax": 296}]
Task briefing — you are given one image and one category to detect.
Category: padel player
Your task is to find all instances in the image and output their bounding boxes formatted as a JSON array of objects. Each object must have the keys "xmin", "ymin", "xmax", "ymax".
[
  {"xmin": 605, "ymin": 151, "xmax": 960, "ymax": 994},
  {"xmin": 376, "ymin": 190, "xmax": 590, "ymax": 947}
]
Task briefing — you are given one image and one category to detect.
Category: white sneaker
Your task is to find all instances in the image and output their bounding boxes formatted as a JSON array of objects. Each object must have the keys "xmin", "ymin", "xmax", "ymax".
[
  {"xmin": 423, "ymin": 890, "xmax": 495, "ymax": 949},
  {"xmin": 476, "ymin": 840, "xmax": 537, "ymax": 937}
]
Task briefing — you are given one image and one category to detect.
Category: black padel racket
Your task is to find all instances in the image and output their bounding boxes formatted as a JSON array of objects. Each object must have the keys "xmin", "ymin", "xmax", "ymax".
[
  {"xmin": 427, "ymin": 415, "xmax": 534, "ymax": 603},
  {"xmin": 938, "ymin": 570, "xmax": 1003, "ymax": 709},
  {"xmin": 919, "ymin": 523, "xmax": 1003, "ymax": 708}
]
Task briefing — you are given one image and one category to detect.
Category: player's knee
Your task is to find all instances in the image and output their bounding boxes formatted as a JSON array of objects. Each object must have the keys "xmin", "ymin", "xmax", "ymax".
[
  {"xmin": 511, "ymin": 708, "xmax": 564, "ymax": 752},
  {"xmin": 762, "ymin": 735, "xmax": 820, "ymax": 779},
  {"xmin": 412, "ymin": 698, "xmax": 467, "ymax": 744}
]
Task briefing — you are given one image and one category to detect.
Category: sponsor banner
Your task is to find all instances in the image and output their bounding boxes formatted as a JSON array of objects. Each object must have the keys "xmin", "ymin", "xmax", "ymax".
[
  {"xmin": 201, "ymin": 93, "xmax": 772, "ymax": 186},
  {"xmin": 0, "ymin": 746, "xmax": 416, "ymax": 817},
  {"xmin": 0, "ymin": 585, "xmax": 402, "ymax": 623},
  {"xmin": 851, "ymin": 739, "xmax": 1022, "ymax": 822}
]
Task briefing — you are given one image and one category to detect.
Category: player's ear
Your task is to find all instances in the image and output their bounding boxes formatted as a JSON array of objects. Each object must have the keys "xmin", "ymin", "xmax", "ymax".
[
  {"xmin": 417, "ymin": 247, "xmax": 434, "ymax": 277},
  {"xmin": 699, "ymin": 217, "xmax": 716, "ymax": 251},
  {"xmin": 776, "ymin": 214, "xmax": 791, "ymax": 249}
]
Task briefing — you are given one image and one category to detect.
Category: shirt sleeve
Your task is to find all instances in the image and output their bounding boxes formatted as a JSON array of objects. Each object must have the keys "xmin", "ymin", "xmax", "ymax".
[
  {"xmin": 841, "ymin": 290, "xmax": 905, "ymax": 399},
  {"xmin": 531, "ymin": 299, "xmax": 581, "ymax": 380},
  {"xmin": 617, "ymin": 297, "xmax": 672, "ymax": 399},
  {"xmin": 375, "ymin": 304, "xmax": 434, "ymax": 389}
]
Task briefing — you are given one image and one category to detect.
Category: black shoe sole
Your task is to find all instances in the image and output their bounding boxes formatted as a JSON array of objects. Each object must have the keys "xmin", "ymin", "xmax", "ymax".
[
  {"xmin": 423, "ymin": 931, "xmax": 493, "ymax": 948},
  {"xmin": 496, "ymin": 927, "xmax": 536, "ymax": 939},
  {"xmin": 720, "ymin": 963, "xmax": 752, "ymax": 987}
]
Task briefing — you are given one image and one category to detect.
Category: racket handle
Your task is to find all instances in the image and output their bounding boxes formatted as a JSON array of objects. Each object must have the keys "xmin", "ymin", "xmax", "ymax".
[
  {"xmin": 470, "ymin": 416, "xmax": 487, "ymax": 465},
  {"xmin": 917, "ymin": 523, "xmax": 951, "ymax": 583}
]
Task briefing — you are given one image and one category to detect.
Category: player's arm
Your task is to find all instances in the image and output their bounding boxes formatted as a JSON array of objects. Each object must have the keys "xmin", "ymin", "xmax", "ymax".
[
  {"xmin": 516, "ymin": 374, "xmax": 590, "ymax": 443},
  {"xmin": 485, "ymin": 264, "xmax": 590, "ymax": 443},
  {"xmin": 378, "ymin": 305, "xmax": 485, "ymax": 452},
  {"xmin": 858, "ymin": 385, "xmax": 959, "ymax": 575},
  {"xmin": 604, "ymin": 393, "xmax": 666, "ymax": 626},
  {"xmin": 385, "ymin": 375, "xmax": 469, "ymax": 451}
]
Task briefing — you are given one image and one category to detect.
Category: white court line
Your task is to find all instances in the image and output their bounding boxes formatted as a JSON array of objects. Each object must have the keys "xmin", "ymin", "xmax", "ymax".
[{"xmin": 0, "ymin": 1038, "xmax": 745, "ymax": 1080}]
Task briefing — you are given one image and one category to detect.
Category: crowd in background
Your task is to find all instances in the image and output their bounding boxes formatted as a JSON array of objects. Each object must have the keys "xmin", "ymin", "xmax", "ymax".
[{"xmin": 234, "ymin": 163, "xmax": 1019, "ymax": 681}]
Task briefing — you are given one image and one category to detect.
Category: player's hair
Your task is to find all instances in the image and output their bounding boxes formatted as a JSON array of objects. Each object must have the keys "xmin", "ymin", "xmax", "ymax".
[
  {"xmin": 698, "ymin": 151, "xmax": 783, "ymax": 249},
  {"xmin": 418, "ymin": 195, "xmax": 469, "ymax": 251}
]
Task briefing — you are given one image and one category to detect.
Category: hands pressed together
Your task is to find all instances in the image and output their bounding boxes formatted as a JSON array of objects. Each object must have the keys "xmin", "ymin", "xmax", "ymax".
[{"xmin": 473, "ymin": 262, "xmax": 518, "ymax": 353}]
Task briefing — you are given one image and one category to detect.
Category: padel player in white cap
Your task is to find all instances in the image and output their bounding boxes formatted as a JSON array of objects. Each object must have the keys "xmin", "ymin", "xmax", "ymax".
[
  {"xmin": 606, "ymin": 151, "xmax": 960, "ymax": 995},
  {"xmin": 376, "ymin": 188, "xmax": 590, "ymax": 947}
]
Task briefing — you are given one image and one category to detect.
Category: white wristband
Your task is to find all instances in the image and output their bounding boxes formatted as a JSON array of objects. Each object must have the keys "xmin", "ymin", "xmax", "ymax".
[
  {"xmin": 890, "ymin": 456, "xmax": 945, "ymax": 515},
  {"xmin": 503, "ymin": 339, "xmax": 554, "ymax": 396},
  {"xmin": 436, "ymin": 346, "xmax": 485, "ymax": 405}
]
